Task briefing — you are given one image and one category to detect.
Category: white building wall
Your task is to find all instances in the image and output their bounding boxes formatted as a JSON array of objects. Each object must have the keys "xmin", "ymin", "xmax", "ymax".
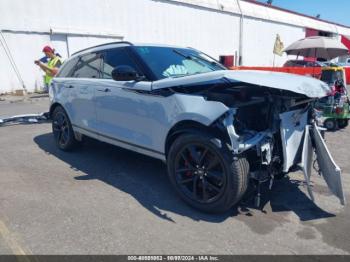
[
  {"xmin": 0, "ymin": 32, "xmax": 50, "ymax": 93},
  {"xmin": 0, "ymin": 0, "xmax": 349, "ymax": 93},
  {"xmin": 0, "ymin": 0, "xmax": 241, "ymax": 59},
  {"xmin": 0, "ymin": 0, "xmax": 241, "ymax": 93},
  {"xmin": 242, "ymin": 18, "xmax": 305, "ymax": 66}
]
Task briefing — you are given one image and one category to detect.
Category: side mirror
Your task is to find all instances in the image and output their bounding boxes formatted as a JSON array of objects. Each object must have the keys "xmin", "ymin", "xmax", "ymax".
[{"xmin": 111, "ymin": 65, "xmax": 142, "ymax": 81}]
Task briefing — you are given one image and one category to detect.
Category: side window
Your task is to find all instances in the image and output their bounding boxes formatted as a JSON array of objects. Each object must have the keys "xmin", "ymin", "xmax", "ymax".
[
  {"xmin": 71, "ymin": 53, "xmax": 103, "ymax": 78},
  {"xmin": 101, "ymin": 48, "xmax": 141, "ymax": 79},
  {"xmin": 56, "ymin": 57, "xmax": 79, "ymax": 77}
]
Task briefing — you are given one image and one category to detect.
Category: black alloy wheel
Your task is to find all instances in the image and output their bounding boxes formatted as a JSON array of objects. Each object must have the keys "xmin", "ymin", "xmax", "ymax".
[
  {"xmin": 167, "ymin": 133, "xmax": 249, "ymax": 213},
  {"xmin": 52, "ymin": 106, "xmax": 77, "ymax": 151},
  {"xmin": 53, "ymin": 111, "xmax": 69, "ymax": 147},
  {"xmin": 174, "ymin": 143, "xmax": 226, "ymax": 204}
]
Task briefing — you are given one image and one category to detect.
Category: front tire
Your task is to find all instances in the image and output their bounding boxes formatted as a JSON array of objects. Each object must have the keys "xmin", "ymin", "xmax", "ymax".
[
  {"xmin": 167, "ymin": 133, "xmax": 249, "ymax": 213},
  {"xmin": 52, "ymin": 106, "xmax": 78, "ymax": 151}
]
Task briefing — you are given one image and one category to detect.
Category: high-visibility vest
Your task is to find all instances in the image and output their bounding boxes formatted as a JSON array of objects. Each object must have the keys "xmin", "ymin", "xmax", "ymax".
[{"xmin": 44, "ymin": 56, "xmax": 62, "ymax": 85}]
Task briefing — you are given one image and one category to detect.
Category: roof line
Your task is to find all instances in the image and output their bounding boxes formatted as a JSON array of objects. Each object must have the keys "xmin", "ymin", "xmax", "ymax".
[
  {"xmin": 242, "ymin": 0, "xmax": 350, "ymax": 30},
  {"xmin": 71, "ymin": 41, "xmax": 134, "ymax": 56}
]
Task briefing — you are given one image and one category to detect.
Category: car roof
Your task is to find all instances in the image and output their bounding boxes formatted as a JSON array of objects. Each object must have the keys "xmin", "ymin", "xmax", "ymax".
[{"xmin": 71, "ymin": 41, "xmax": 191, "ymax": 57}]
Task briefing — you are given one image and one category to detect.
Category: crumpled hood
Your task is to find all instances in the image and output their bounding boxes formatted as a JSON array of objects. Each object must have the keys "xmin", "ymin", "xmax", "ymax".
[{"xmin": 152, "ymin": 70, "xmax": 331, "ymax": 98}]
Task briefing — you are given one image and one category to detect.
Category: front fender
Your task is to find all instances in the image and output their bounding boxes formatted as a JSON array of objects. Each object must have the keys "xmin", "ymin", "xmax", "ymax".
[{"xmin": 170, "ymin": 94, "xmax": 229, "ymax": 126}]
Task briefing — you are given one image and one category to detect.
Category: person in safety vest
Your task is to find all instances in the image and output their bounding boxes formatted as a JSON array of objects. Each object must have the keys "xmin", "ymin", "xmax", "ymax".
[{"xmin": 35, "ymin": 46, "xmax": 62, "ymax": 92}]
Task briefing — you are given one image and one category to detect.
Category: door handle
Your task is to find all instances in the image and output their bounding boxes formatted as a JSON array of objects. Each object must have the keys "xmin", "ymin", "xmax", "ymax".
[
  {"xmin": 66, "ymin": 85, "xmax": 74, "ymax": 89},
  {"xmin": 97, "ymin": 88, "xmax": 111, "ymax": 92}
]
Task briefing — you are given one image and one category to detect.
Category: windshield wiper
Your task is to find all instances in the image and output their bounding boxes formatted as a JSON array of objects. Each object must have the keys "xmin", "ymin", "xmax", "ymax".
[{"xmin": 163, "ymin": 73, "xmax": 188, "ymax": 78}]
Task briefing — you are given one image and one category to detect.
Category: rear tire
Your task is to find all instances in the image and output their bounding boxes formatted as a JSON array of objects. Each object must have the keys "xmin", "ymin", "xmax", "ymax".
[
  {"xmin": 337, "ymin": 119, "xmax": 348, "ymax": 129},
  {"xmin": 167, "ymin": 133, "xmax": 249, "ymax": 213},
  {"xmin": 324, "ymin": 119, "xmax": 337, "ymax": 130},
  {"xmin": 52, "ymin": 106, "xmax": 78, "ymax": 151}
]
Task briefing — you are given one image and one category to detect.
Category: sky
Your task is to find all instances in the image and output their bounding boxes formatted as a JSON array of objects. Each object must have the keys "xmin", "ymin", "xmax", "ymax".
[{"xmin": 255, "ymin": 0, "xmax": 350, "ymax": 27}]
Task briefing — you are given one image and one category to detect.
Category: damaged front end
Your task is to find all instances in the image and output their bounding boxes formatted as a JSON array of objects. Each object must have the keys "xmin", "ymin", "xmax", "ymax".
[
  {"xmin": 154, "ymin": 70, "xmax": 344, "ymax": 206},
  {"xmin": 195, "ymin": 72, "xmax": 346, "ymax": 206}
]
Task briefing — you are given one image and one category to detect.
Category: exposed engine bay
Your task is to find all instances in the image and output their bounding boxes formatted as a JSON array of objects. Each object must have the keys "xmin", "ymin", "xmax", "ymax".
[{"xmin": 204, "ymin": 84, "xmax": 311, "ymax": 172}]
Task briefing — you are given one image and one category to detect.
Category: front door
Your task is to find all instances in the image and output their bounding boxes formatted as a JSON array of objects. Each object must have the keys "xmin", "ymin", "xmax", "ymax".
[{"xmin": 94, "ymin": 47, "xmax": 162, "ymax": 158}]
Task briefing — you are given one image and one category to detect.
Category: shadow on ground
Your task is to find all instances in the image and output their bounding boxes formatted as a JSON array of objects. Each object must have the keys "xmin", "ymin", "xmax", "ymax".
[{"xmin": 34, "ymin": 133, "xmax": 335, "ymax": 225}]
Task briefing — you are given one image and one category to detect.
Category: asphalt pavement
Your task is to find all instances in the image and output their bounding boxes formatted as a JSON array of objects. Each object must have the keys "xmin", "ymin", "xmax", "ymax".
[{"xmin": 0, "ymin": 95, "xmax": 349, "ymax": 254}]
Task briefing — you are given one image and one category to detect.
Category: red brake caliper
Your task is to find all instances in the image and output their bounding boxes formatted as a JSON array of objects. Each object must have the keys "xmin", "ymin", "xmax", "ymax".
[{"xmin": 184, "ymin": 159, "xmax": 193, "ymax": 177}]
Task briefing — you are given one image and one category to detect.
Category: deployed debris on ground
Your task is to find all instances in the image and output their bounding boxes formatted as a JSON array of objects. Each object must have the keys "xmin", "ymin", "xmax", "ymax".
[{"xmin": 0, "ymin": 112, "xmax": 50, "ymax": 126}]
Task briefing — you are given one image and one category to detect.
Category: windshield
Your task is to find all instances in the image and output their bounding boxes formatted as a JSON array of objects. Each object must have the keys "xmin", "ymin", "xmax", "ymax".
[{"xmin": 134, "ymin": 46, "xmax": 226, "ymax": 80}]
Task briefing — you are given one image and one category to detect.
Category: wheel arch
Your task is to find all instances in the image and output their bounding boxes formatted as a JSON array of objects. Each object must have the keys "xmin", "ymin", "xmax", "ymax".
[
  {"xmin": 49, "ymin": 102, "xmax": 74, "ymax": 123},
  {"xmin": 49, "ymin": 102, "xmax": 64, "ymax": 118},
  {"xmin": 164, "ymin": 119, "xmax": 226, "ymax": 158}
]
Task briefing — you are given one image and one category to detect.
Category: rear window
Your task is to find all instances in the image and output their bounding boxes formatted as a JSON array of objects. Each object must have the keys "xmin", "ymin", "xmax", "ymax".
[
  {"xmin": 71, "ymin": 53, "xmax": 103, "ymax": 78},
  {"xmin": 56, "ymin": 57, "xmax": 79, "ymax": 77}
]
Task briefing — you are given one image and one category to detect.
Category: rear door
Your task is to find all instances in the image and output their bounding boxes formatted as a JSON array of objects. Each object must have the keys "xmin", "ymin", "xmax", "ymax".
[{"xmin": 66, "ymin": 52, "xmax": 103, "ymax": 132}]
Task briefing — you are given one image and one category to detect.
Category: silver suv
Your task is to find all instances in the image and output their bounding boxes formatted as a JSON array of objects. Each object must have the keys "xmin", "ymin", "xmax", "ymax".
[{"xmin": 50, "ymin": 42, "xmax": 345, "ymax": 213}]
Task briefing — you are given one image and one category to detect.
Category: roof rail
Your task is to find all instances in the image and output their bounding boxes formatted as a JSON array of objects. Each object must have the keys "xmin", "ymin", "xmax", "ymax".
[{"xmin": 71, "ymin": 41, "xmax": 134, "ymax": 56}]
